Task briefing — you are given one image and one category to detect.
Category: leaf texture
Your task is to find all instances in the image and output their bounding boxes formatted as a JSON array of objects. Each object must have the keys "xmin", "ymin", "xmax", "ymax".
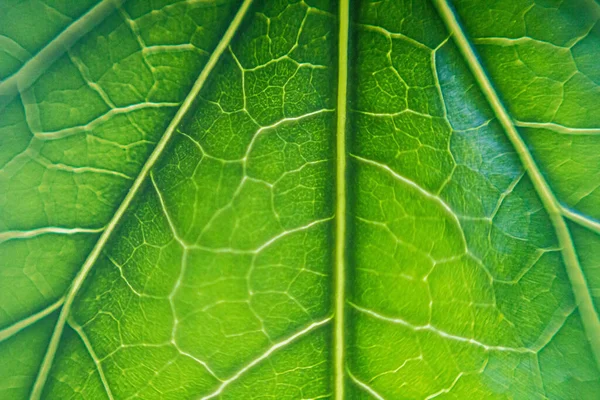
[{"xmin": 0, "ymin": 0, "xmax": 599, "ymax": 399}]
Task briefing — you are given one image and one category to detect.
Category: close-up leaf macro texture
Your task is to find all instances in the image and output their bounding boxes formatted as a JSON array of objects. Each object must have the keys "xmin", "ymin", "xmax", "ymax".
[{"xmin": 0, "ymin": 0, "xmax": 599, "ymax": 398}]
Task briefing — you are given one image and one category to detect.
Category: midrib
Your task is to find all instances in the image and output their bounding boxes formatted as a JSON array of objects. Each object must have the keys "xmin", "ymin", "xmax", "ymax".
[
  {"xmin": 432, "ymin": 0, "xmax": 600, "ymax": 367},
  {"xmin": 334, "ymin": 0, "xmax": 350, "ymax": 399},
  {"xmin": 28, "ymin": 1, "xmax": 255, "ymax": 398}
]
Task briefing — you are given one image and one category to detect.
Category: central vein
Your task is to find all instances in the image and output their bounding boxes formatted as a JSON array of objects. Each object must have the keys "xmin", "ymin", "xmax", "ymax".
[{"xmin": 335, "ymin": 0, "xmax": 350, "ymax": 398}]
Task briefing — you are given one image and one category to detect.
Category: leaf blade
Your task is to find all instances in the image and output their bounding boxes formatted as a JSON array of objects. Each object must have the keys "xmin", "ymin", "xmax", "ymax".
[{"xmin": 432, "ymin": 0, "xmax": 600, "ymax": 366}]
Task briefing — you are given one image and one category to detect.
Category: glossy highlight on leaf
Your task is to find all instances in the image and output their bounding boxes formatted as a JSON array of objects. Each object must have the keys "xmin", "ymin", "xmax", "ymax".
[{"xmin": 0, "ymin": 0, "xmax": 599, "ymax": 399}]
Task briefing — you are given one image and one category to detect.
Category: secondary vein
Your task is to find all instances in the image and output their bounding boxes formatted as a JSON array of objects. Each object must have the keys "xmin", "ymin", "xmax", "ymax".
[
  {"xmin": 432, "ymin": 0, "xmax": 600, "ymax": 367},
  {"xmin": 199, "ymin": 318, "xmax": 331, "ymax": 400},
  {"xmin": 335, "ymin": 0, "xmax": 350, "ymax": 398},
  {"xmin": 68, "ymin": 318, "xmax": 114, "ymax": 400},
  {"xmin": 0, "ymin": 0, "xmax": 126, "ymax": 106},
  {"xmin": 28, "ymin": 1, "xmax": 255, "ymax": 398},
  {"xmin": 0, "ymin": 298, "xmax": 64, "ymax": 343}
]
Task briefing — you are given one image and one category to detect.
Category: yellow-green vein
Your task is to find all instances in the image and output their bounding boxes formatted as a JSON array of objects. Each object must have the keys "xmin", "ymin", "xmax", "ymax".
[{"xmin": 335, "ymin": 0, "xmax": 350, "ymax": 398}]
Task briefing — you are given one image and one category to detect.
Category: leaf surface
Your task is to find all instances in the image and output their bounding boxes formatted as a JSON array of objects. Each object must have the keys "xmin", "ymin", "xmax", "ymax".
[{"xmin": 0, "ymin": 0, "xmax": 599, "ymax": 399}]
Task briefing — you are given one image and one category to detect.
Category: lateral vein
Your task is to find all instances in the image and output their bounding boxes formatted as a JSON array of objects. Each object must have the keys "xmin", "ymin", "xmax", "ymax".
[
  {"xmin": 348, "ymin": 370, "xmax": 385, "ymax": 400},
  {"xmin": 0, "ymin": 0, "xmax": 126, "ymax": 106},
  {"xmin": 514, "ymin": 120, "xmax": 600, "ymax": 135},
  {"xmin": 199, "ymin": 318, "xmax": 331, "ymax": 400},
  {"xmin": 28, "ymin": 1, "xmax": 256, "ymax": 398},
  {"xmin": 0, "ymin": 298, "xmax": 64, "ymax": 343},
  {"xmin": 350, "ymin": 302, "xmax": 533, "ymax": 354},
  {"xmin": 68, "ymin": 318, "xmax": 114, "ymax": 400},
  {"xmin": 562, "ymin": 207, "xmax": 600, "ymax": 235},
  {"xmin": 0, "ymin": 227, "xmax": 103, "ymax": 244},
  {"xmin": 432, "ymin": 0, "xmax": 600, "ymax": 366},
  {"xmin": 335, "ymin": 0, "xmax": 350, "ymax": 399}
]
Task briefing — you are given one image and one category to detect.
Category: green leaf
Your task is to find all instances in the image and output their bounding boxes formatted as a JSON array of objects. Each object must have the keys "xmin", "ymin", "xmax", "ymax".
[{"xmin": 1, "ymin": 0, "xmax": 599, "ymax": 398}]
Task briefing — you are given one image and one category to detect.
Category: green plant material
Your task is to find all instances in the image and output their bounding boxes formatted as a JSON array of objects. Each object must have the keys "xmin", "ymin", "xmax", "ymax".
[{"xmin": 0, "ymin": 0, "xmax": 599, "ymax": 398}]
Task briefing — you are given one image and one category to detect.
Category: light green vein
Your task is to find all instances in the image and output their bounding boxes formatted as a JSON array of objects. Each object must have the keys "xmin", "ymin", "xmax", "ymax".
[
  {"xmin": 0, "ymin": 35, "xmax": 31, "ymax": 62},
  {"xmin": 0, "ymin": 226, "xmax": 104, "ymax": 245},
  {"xmin": 0, "ymin": 297, "xmax": 64, "ymax": 343},
  {"xmin": 348, "ymin": 369, "xmax": 384, "ymax": 400},
  {"xmin": 28, "ymin": 1, "xmax": 255, "ymax": 398},
  {"xmin": 67, "ymin": 318, "xmax": 114, "ymax": 400},
  {"xmin": 432, "ymin": 0, "xmax": 600, "ymax": 366},
  {"xmin": 335, "ymin": 0, "xmax": 350, "ymax": 399},
  {"xmin": 562, "ymin": 207, "xmax": 600, "ymax": 235},
  {"xmin": 0, "ymin": 0, "xmax": 126, "ymax": 107},
  {"xmin": 514, "ymin": 121, "xmax": 600, "ymax": 135},
  {"xmin": 199, "ymin": 318, "xmax": 331, "ymax": 400}
]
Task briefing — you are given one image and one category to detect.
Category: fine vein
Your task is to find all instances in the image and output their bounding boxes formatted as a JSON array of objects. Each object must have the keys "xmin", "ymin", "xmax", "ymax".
[
  {"xmin": 0, "ymin": 0, "xmax": 126, "ymax": 105},
  {"xmin": 432, "ymin": 0, "xmax": 600, "ymax": 366},
  {"xmin": 335, "ymin": 0, "xmax": 350, "ymax": 399},
  {"xmin": 28, "ymin": 1, "xmax": 255, "ymax": 398}
]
